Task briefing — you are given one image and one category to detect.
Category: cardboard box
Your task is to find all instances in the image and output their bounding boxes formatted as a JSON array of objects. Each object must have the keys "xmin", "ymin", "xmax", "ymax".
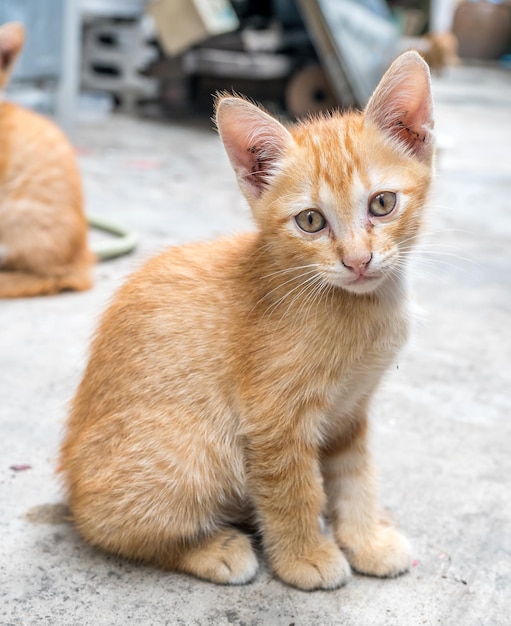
[{"xmin": 147, "ymin": 0, "xmax": 239, "ymax": 56}]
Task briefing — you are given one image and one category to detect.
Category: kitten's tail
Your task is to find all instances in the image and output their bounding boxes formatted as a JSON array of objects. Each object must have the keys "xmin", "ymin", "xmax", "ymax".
[{"xmin": 0, "ymin": 264, "xmax": 93, "ymax": 298}]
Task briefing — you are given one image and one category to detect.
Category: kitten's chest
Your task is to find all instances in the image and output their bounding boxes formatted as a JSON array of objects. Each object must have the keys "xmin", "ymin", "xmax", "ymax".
[
  {"xmin": 322, "ymin": 298, "xmax": 409, "ymax": 418},
  {"xmin": 237, "ymin": 281, "xmax": 410, "ymax": 430}
]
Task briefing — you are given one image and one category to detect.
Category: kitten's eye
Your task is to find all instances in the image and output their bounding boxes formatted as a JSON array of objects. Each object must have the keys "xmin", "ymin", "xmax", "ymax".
[
  {"xmin": 369, "ymin": 192, "xmax": 397, "ymax": 217},
  {"xmin": 295, "ymin": 210, "xmax": 327, "ymax": 233}
]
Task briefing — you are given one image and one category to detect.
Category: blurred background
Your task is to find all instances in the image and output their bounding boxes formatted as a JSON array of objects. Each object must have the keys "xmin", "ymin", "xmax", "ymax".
[{"xmin": 2, "ymin": 0, "xmax": 510, "ymax": 127}]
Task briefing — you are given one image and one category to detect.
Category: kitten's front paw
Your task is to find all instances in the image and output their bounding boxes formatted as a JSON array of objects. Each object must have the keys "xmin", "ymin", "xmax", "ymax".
[
  {"xmin": 341, "ymin": 524, "xmax": 412, "ymax": 578},
  {"xmin": 273, "ymin": 539, "xmax": 351, "ymax": 591},
  {"xmin": 177, "ymin": 529, "xmax": 258, "ymax": 585}
]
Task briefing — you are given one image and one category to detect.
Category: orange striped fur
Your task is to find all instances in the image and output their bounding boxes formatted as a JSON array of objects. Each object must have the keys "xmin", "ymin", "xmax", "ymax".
[
  {"xmin": 60, "ymin": 52, "xmax": 434, "ymax": 590},
  {"xmin": 0, "ymin": 22, "xmax": 94, "ymax": 298}
]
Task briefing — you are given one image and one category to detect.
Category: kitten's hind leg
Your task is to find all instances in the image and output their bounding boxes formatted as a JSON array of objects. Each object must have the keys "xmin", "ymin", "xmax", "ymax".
[
  {"xmin": 175, "ymin": 528, "xmax": 258, "ymax": 585},
  {"xmin": 321, "ymin": 410, "xmax": 412, "ymax": 578}
]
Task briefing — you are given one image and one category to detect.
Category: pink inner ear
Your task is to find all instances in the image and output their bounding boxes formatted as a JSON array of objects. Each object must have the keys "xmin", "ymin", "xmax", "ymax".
[
  {"xmin": 0, "ymin": 48, "xmax": 13, "ymax": 70},
  {"xmin": 220, "ymin": 114, "xmax": 260, "ymax": 179},
  {"xmin": 393, "ymin": 98, "xmax": 432, "ymax": 158},
  {"xmin": 217, "ymin": 98, "xmax": 292, "ymax": 199}
]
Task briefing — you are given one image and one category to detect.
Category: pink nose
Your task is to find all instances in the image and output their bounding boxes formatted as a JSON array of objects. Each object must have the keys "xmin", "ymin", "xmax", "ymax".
[{"xmin": 342, "ymin": 252, "xmax": 372, "ymax": 273}]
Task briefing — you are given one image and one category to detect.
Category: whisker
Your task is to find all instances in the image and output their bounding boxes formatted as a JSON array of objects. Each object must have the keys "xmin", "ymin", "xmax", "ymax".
[
  {"xmin": 402, "ymin": 249, "xmax": 478, "ymax": 268},
  {"xmin": 294, "ymin": 275, "xmax": 325, "ymax": 321},
  {"xmin": 259, "ymin": 268, "xmax": 320, "ymax": 304},
  {"xmin": 260, "ymin": 263, "xmax": 321, "ymax": 280},
  {"xmin": 263, "ymin": 272, "xmax": 322, "ymax": 320}
]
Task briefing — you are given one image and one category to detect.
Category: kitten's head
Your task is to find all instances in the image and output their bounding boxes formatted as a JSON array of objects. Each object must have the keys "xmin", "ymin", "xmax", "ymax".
[
  {"xmin": 0, "ymin": 22, "xmax": 24, "ymax": 91},
  {"xmin": 216, "ymin": 51, "xmax": 434, "ymax": 296}
]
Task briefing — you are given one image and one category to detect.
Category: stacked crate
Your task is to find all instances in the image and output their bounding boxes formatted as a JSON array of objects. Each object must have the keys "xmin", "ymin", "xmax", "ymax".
[{"xmin": 81, "ymin": 14, "xmax": 158, "ymax": 112}]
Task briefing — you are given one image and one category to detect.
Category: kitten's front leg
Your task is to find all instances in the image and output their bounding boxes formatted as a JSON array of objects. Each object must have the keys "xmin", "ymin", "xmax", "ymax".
[
  {"xmin": 246, "ymin": 430, "xmax": 351, "ymax": 591},
  {"xmin": 322, "ymin": 411, "xmax": 412, "ymax": 577}
]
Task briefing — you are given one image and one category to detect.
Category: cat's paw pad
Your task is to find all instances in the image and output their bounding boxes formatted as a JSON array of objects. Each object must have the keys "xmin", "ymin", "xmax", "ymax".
[
  {"xmin": 344, "ymin": 525, "xmax": 412, "ymax": 578},
  {"xmin": 178, "ymin": 529, "xmax": 258, "ymax": 585},
  {"xmin": 273, "ymin": 539, "xmax": 351, "ymax": 591}
]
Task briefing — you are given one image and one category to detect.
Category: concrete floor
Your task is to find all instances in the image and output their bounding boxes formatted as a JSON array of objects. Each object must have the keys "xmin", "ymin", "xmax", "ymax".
[{"xmin": 1, "ymin": 63, "xmax": 510, "ymax": 625}]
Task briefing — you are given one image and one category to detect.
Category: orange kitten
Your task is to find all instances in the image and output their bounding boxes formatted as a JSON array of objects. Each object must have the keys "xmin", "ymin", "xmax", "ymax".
[
  {"xmin": 0, "ymin": 22, "xmax": 94, "ymax": 298},
  {"xmin": 60, "ymin": 51, "xmax": 434, "ymax": 590}
]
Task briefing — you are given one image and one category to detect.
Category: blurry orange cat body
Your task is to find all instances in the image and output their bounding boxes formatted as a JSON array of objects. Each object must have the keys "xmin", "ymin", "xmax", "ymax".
[
  {"xmin": 60, "ymin": 52, "xmax": 434, "ymax": 590},
  {"xmin": 0, "ymin": 22, "xmax": 94, "ymax": 297}
]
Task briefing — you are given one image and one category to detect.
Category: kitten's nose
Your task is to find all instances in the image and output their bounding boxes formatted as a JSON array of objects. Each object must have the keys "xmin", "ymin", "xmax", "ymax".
[{"xmin": 342, "ymin": 252, "xmax": 373, "ymax": 273}]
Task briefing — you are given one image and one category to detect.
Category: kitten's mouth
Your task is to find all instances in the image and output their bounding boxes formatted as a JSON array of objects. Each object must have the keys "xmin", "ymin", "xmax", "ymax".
[
  {"xmin": 324, "ymin": 269, "xmax": 385, "ymax": 293},
  {"xmin": 343, "ymin": 272, "xmax": 384, "ymax": 294},
  {"xmin": 356, "ymin": 273, "xmax": 374, "ymax": 280},
  {"xmin": 349, "ymin": 273, "xmax": 380, "ymax": 285}
]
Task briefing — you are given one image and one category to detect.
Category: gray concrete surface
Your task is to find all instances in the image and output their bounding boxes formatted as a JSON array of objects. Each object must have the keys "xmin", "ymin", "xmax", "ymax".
[{"xmin": 1, "ymin": 64, "xmax": 510, "ymax": 625}]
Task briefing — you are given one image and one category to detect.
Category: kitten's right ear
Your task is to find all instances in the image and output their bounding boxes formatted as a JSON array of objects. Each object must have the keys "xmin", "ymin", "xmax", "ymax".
[
  {"xmin": 215, "ymin": 95, "xmax": 293, "ymax": 200},
  {"xmin": 0, "ymin": 22, "xmax": 25, "ymax": 75}
]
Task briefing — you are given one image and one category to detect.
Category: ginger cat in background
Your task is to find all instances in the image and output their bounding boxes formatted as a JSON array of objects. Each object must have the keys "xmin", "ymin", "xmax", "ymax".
[
  {"xmin": 60, "ymin": 51, "xmax": 434, "ymax": 590},
  {"xmin": 0, "ymin": 22, "xmax": 94, "ymax": 298}
]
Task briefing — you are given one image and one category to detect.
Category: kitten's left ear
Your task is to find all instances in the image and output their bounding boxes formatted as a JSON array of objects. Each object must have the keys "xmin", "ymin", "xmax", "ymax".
[
  {"xmin": 0, "ymin": 22, "xmax": 25, "ymax": 73},
  {"xmin": 216, "ymin": 95, "xmax": 293, "ymax": 200},
  {"xmin": 365, "ymin": 51, "xmax": 434, "ymax": 162}
]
